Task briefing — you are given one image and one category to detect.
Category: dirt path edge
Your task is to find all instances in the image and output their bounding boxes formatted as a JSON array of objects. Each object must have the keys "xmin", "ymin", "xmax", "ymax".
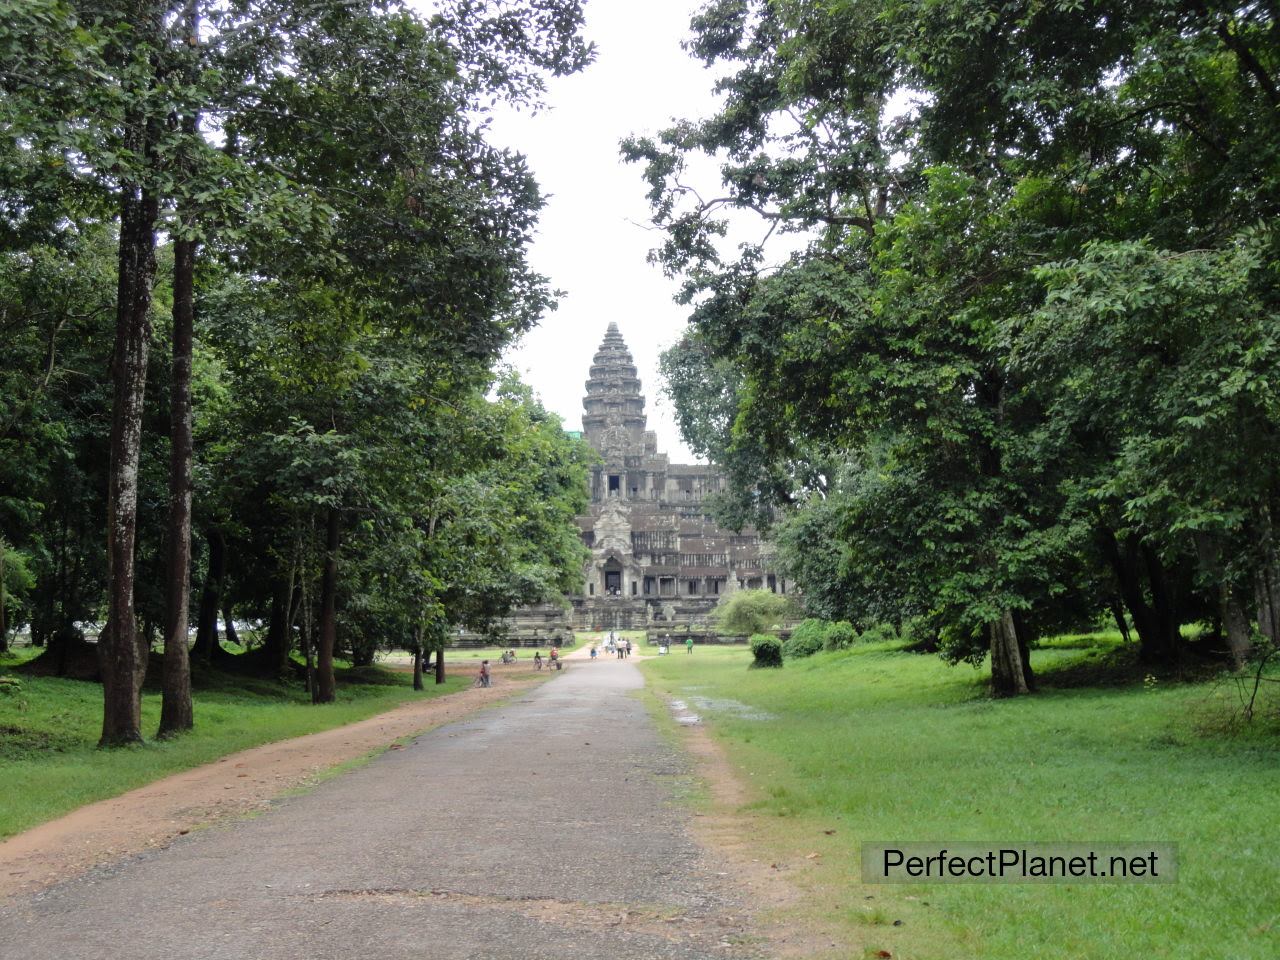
[
  {"xmin": 662, "ymin": 698, "xmax": 852, "ymax": 960},
  {"xmin": 0, "ymin": 668, "xmax": 548, "ymax": 902}
]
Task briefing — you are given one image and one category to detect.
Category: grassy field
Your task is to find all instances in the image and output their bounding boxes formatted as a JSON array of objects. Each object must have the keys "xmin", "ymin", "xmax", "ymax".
[
  {"xmin": 0, "ymin": 653, "xmax": 466, "ymax": 840},
  {"xmin": 639, "ymin": 635, "xmax": 1280, "ymax": 960},
  {"xmin": 434, "ymin": 644, "xmax": 573, "ymax": 662}
]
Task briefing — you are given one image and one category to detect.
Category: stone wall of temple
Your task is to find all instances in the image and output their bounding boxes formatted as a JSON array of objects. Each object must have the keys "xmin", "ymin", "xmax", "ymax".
[{"xmin": 500, "ymin": 324, "xmax": 786, "ymax": 639}]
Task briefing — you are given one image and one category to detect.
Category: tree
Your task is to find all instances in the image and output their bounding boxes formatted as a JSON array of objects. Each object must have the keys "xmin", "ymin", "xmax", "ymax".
[
  {"xmin": 714, "ymin": 589, "xmax": 793, "ymax": 638},
  {"xmin": 628, "ymin": 0, "xmax": 1280, "ymax": 692},
  {"xmin": 0, "ymin": 0, "xmax": 592, "ymax": 735},
  {"xmin": 0, "ymin": 538, "xmax": 35, "ymax": 653},
  {"xmin": 1024, "ymin": 232, "xmax": 1280, "ymax": 669}
]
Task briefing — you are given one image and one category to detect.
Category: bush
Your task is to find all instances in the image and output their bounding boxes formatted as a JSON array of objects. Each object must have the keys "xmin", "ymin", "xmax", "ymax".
[
  {"xmin": 859, "ymin": 622, "xmax": 899, "ymax": 645},
  {"xmin": 823, "ymin": 621, "xmax": 858, "ymax": 651},
  {"xmin": 899, "ymin": 616, "xmax": 940, "ymax": 652},
  {"xmin": 714, "ymin": 589, "xmax": 793, "ymax": 637},
  {"xmin": 749, "ymin": 633, "xmax": 783, "ymax": 668},
  {"xmin": 783, "ymin": 619, "xmax": 828, "ymax": 659}
]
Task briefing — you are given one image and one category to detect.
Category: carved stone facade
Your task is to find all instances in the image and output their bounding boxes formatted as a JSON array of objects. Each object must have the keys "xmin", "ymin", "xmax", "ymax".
[
  {"xmin": 569, "ymin": 324, "xmax": 786, "ymax": 632},
  {"xmin": 494, "ymin": 324, "xmax": 787, "ymax": 642}
]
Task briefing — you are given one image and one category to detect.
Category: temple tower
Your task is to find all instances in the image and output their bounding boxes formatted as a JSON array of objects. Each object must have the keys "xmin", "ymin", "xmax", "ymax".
[
  {"xmin": 487, "ymin": 322, "xmax": 786, "ymax": 642},
  {"xmin": 581, "ymin": 323, "xmax": 654, "ymax": 463}
]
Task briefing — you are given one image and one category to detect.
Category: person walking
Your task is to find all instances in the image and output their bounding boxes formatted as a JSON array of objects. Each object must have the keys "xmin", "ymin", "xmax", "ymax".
[
  {"xmin": 478, "ymin": 659, "xmax": 492, "ymax": 687},
  {"xmin": 686, "ymin": 635, "xmax": 694, "ymax": 655},
  {"xmin": 625, "ymin": 639, "xmax": 632, "ymax": 658}
]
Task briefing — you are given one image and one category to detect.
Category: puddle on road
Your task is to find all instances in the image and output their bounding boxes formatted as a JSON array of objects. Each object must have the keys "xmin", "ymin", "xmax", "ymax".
[{"xmin": 668, "ymin": 699, "xmax": 701, "ymax": 725}]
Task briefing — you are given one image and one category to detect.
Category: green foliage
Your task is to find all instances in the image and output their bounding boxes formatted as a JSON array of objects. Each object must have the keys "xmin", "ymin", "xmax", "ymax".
[
  {"xmin": 629, "ymin": 0, "xmax": 1280, "ymax": 684},
  {"xmin": 822, "ymin": 621, "xmax": 857, "ymax": 651},
  {"xmin": 0, "ymin": 0, "xmax": 595, "ymax": 721},
  {"xmin": 857, "ymin": 622, "xmax": 898, "ymax": 646},
  {"xmin": 748, "ymin": 633, "xmax": 782, "ymax": 668},
  {"xmin": 784, "ymin": 618, "xmax": 901, "ymax": 658},
  {"xmin": 714, "ymin": 589, "xmax": 792, "ymax": 637},
  {"xmin": 781, "ymin": 619, "xmax": 828, "ymax": 659}
]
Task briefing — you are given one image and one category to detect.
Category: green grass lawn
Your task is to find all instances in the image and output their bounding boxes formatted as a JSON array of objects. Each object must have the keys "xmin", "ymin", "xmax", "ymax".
[
  {"xmin": 640, "ymin": 636, "xmax": 1280, "ymax": 960},
  {"xmin": 0, "ymin": 655, "xmax": 466, "ymax": 840},
  {"xmin": 436, "ymin": 645, "xmax": 568, "ymax": 661}
]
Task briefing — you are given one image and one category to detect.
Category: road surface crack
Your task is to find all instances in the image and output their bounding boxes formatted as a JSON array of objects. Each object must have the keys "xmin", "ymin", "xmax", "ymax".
[{"xmin": 309, "ymin": 887, "xmax": 756, "ymax": 945}]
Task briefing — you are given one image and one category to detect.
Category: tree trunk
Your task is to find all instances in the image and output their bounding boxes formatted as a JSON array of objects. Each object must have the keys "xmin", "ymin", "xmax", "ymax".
[
  {"xmin": 222, "ymin": 601, "xmax": 239, "ymax": 651},
  {"xmin": 1140, "ymin": 543, "xmax": 1183, "ymax": 664},
  {"xmin": 1107, "ymin": 595, "xmax": 1131, "ymax": 645},
  {"xmin": 989, "ymin": 610, "xmax": 1030, "ymax": 697},
  {"xmin": 1010, "ymin": 608, "xmax": 1036, "ymax": 691},
  {"xmin": 192, "ymin": 527, "xmax": 225, "ymax": 661},
  {"xmin": 0, "ymin": 546, "xmax": 8, "ymax": 654},
  {"xmin": 1256, "ymin": 558, "xmax": 1280, "ymax": 643},
  {"xmin": 314, "ymin": 507, "xmax": 339, "ymax": 703},
  {"xmin": 412, "ymin": 626, "xmax": 424, "ymax": 691},
  {"xmin": 1219, "ymin": 585, "xmax": 1252, "ymax": 670},
  {"xmin": 158, "ymin": 230, "xmax": 196, "ymax": 738},
  {"xmin": 299, "ymin": 557, "xmax": 314, "ymax": 697},
  {"xmin": 304, "ymin": 623, "xmax": 315, "ymax": 696},
  {"xmin": 435, "ymin": 645, "xmax": 445, "ymax": 685},
  {"xmin": 100, "ymin": 170, "xmax": 160, "ymax": 747},
  {"xmin": 264, "ymin": 573, "xmax": 296, "ymax": 676},
  {"xmin": 1194, "ymin": 532, "xmax": 1253, "ymax": 670},
  {"xmin": 1097, "ymin": 524, "xmax": 1182, "ymax": 666}
]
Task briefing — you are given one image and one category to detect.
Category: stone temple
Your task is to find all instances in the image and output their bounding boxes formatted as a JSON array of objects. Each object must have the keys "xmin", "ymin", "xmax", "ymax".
[{"xmin": 509, "ymin": 323, "xmax": 787, "ymax": 641}]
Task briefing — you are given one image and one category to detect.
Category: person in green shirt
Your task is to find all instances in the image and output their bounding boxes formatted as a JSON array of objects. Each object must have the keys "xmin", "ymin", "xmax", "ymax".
[{"xmin": 685, "ymin": 636, "xmax": 694, "ymax": 654}]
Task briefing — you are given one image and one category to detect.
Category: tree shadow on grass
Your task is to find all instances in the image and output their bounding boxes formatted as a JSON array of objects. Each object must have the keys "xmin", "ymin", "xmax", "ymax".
[{"xmin": 1035, "ymin": 639, "xmax": 1229, "ymax": 690}]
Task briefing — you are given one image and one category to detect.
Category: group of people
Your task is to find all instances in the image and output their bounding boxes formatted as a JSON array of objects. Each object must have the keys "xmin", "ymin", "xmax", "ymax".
[
  {"xmin": 590, "ymin": 631, "xmax": 632, "ymax": 659},
  {"xmin": 655, "ymin": 634, "xmax": 695, "ymax": 655},
  {"xmin": 479, "ymin": 630, "xmax": 696, "ymax": 685},
  {"xmin": 478, "ymin": 645, "xmax": 558, "ymax": 686}
]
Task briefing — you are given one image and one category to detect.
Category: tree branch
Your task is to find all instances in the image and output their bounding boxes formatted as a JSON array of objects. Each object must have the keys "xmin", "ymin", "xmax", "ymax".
[{"xmin": 1216, "ymin": 18, "xmax": 1279, "ymax": 108}]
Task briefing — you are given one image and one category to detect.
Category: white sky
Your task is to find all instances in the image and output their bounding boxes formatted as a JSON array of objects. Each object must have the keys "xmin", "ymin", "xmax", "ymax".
[{"xmin": 487, "ymin": 0, "xmax": 739, "ymax": 464}]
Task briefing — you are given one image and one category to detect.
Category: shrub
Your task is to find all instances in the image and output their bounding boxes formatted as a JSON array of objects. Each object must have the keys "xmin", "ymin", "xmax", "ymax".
[
  {"xmin": 859, "ymin": 622, "xmax": 899, "ymax": 645},
  {"xmin": 783, "ymin": 619, "xmax": 828, "ymax": 659},
  {"xmin": 714, "ymin": 589, "xmax": 793, "ymax": 637},
  {"xmin": 899, "ymin": 616, "xmax": 940, "ymax": 652},
  {"xmin": 749, "ymin": 633, "xmax": 783, "ymax": 668},
  {"xmin": 823, "ymin": 621, "xmax": 858, "ymax": 651}
]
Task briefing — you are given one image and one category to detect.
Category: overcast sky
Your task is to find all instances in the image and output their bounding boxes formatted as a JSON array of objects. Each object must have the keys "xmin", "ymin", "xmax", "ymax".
[{"xmin": 486, "ymin": 0, "xmax": 734, "ymax": 463}]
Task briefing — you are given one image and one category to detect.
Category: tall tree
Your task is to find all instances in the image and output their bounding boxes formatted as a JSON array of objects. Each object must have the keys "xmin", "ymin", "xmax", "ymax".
[
  {"xmin": 158, "ymin": 0, "xmax": 201, "ymax": 738},
  {"xmin": 629, "ymin": 0, "xmax": 1280, "ymax": 689}
]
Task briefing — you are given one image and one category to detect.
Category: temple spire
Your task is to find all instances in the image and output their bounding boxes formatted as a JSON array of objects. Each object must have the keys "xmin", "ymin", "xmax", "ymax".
[{"xmin": 582, "ymin": 325, "xmax": 647, "ymax": 460}]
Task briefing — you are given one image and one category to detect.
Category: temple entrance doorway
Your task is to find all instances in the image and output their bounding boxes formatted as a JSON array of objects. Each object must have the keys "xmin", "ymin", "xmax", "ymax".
[{"xmin": 603, "ymin": 558, "xmax": 623, "ymax": 596}]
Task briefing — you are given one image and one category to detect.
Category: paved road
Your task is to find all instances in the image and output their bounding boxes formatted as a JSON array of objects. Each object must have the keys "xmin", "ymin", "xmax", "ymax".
[{"xmin": 0, "ymin": 659, "xmax": 758, "ymax": 959}]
